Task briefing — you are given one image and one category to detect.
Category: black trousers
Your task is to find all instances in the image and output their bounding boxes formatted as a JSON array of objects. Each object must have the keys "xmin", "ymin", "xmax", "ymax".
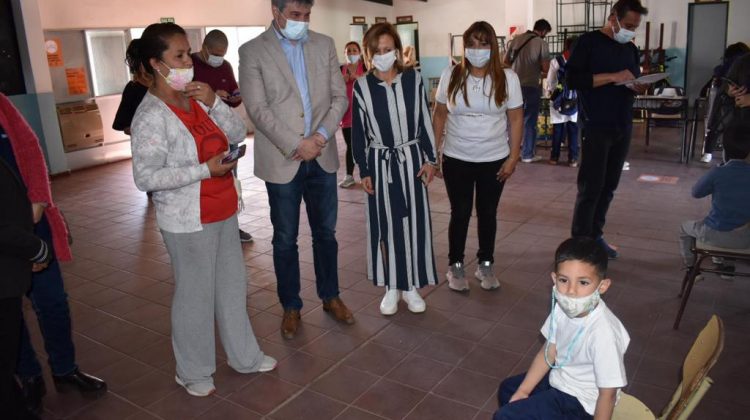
[
  {"xmin": 1, "ymin": 296, "xmax": 29, "ymax": 419},
  {"xmin": 571, "ymin": 125, "xmax": 632, "ymax": 239},
  {"xmin": 341, "ymin": 127, "xmax": 355, "ymax": 176},
  {"xmin": 443, "ymin": 155, "xmax": 506, "ymax": 265}
]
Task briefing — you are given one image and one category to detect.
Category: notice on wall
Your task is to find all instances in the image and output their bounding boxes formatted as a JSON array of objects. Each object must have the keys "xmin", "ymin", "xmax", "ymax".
[
  {"xmin": 45, "ymin": 38, "xmax": 64, "ymax": 67},
  {"xmin": 65, "ymin": 67, "xmax": 89, "ymax": 95}
]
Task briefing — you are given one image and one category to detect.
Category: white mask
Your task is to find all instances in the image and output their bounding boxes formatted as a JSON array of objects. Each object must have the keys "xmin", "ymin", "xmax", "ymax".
[
  {"xmin": 372, "ymin": 50, "xmax": 397, "ymax": 72},
  {"xmin": 553, "ymin": 285, "xmax": 601, "ymax": 318},
  {"xmin": 612, "ymin": 18, "xmax": 636, "ymax": 44},
  {"xmin": 159, "ymin": 62, "xmax": 193, "ymax": 91},
  {"xmin": 346, "ymin": 54, "xmax": 361, "ymax": 64},
  {"xmin": 465, "ymin": 48, "xmax": 491, "ymax": 68},
  {"xmin": 207, "ymin": 54, "xmax": 224, "ymax": 68},
  {"xmin": 279, "ymin": 18, "xmax": 309, "ymax": 41}
]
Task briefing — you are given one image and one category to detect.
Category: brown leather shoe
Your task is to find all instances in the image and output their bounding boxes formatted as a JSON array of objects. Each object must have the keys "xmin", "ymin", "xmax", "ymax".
[
  {"xmin": 323, "ymin": 297, "xmax": 355, "ymax": 325},
  {"xmin": 281, "ymin": 309, "xmax": 301, "ymax": 339}
]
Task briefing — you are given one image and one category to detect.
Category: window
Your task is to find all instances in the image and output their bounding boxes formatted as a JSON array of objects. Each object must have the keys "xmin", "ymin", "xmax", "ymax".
[{"xmin": 85, "ymin": 30, "xmax": 129, "ymax": 96}]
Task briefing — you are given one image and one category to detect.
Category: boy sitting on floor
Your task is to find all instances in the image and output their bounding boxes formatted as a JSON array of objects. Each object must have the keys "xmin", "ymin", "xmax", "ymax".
[
  {"xmin": 679, "ymin": 120, "xmax": 750, "ymax": 273},
  {"xmin": 494, "ymin": 237, "xmax": 630, "ymax": 420}
]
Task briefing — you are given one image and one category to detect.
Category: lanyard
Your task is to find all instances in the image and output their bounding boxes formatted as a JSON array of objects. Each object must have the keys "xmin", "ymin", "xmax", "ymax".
[{"xmin": 544, "ymin": 293, "xmax": 586, "ymax": 369}]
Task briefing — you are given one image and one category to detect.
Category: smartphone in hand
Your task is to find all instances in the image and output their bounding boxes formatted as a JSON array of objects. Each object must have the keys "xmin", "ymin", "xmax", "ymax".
[{"xmin": 221, "ymin": 144, "xmax": 247, "ymax": 164}]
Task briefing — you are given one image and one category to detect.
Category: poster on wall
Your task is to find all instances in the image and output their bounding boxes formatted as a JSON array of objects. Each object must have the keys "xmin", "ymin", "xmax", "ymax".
[
  {"xmin": 45, "ymin": 38, "xmax": 64, "ymax": 67},
  {"xmin": 65, "ymin": 67, "xmax": 89, "ymax": 95}
]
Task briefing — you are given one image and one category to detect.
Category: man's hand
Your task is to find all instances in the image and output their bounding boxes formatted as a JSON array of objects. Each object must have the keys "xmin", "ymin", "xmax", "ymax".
[
  {"xmin": 509, "ymin": 390, "xmax": 529, "ymax": 403},
  {"xmin": 736, "ymin": 94, "xmax": 750, "ymax": 108},
  {"xmin": 32, "ymin": 203, "xmax": 46, "ymax": 224},
  {"xmin": 610, "ymin": 69, "xmax": 636, "ymax": 84},
  {"xmin": 206, "ymin": 153, "xmax": 237, "ymax": 177},
  {"xmin": 295, "ymin": 136, "xmax": 325, "ymax": 161},
  {"xmin": 32, "ymin": 262, "xmax": 49, "ymax": 272},
  {"xmin": 361, "ymin": 176, "xmax": 375, "ymax": 195},
  {"xmin": 215, "ymin": 89, "xmax": 230, "ymax": 99},
  {"xmin": 728, "ymin": 84, "xmax": 747, "ymax": 98},
  {"xmin": 628, "ymin": 82, "xmax": 648, "ymax": 95}
]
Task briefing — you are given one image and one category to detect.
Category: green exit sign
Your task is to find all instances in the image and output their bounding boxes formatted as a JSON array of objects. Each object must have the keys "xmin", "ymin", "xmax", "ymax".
[{"xmin": 160, "ymin": 17, "xmax": 175, "ymax": 23}]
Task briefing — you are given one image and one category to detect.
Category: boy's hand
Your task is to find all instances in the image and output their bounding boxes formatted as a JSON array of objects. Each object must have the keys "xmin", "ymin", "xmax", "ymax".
[{"xmin": 509, "ymin": 390, "xmax": 530, "ymax": 403}]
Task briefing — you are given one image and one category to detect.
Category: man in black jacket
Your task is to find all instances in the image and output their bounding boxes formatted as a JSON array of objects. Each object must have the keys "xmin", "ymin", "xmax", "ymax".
[
  {"xmin": 0, "ymin": 157, "xmax": 52, "ymax": 420},
  {"xmin": 566, "ymin": 0, "xmax": 648, "ymax": 258}
]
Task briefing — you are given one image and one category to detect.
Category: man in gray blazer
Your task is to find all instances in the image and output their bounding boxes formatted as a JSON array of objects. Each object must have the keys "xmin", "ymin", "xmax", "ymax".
[{"xmin": 240, "ymin": 0, "xmax": 352, "ymax": 339}]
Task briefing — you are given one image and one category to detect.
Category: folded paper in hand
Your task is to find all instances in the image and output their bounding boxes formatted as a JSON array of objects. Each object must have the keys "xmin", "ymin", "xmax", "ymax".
[{"xmin": 615, "ymin": 72, "xmax": 669, "ymax": 86}]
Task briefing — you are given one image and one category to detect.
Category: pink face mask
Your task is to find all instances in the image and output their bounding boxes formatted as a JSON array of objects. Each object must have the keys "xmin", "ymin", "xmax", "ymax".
[{"xmin": 159, "ymin": 61, "xmax": 194, "ymax": 91}]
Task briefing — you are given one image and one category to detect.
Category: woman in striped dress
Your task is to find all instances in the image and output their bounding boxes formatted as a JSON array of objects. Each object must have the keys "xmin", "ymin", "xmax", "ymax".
[{"xmin": 352, "ymin": 22, "xmax": 438, "ymax": 316}]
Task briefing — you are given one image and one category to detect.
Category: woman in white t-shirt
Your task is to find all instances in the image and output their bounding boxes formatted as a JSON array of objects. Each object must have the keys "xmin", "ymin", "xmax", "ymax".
[{"xmin": 433, "ymin": 21, "xmax": 524, "ymax": 292}]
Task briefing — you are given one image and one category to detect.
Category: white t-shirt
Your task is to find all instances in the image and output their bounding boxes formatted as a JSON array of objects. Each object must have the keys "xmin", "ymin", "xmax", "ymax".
[
  {"xmin": 541, "ymin": 299, "xmax": 630, "ymax": 415},
  {"xmin": 545, "ymin": 56, "xmax": 578, "ymax": 124},
  {"xmin": 435, "ymin": 66, "xmax": 524, "ymax": 162}
]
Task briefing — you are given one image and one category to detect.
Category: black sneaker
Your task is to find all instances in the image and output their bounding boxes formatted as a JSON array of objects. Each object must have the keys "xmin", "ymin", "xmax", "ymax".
[
  {"xmin": 52, "ymin": 369, "xmax": 107, "ymax": 399},
  {"xmin": 596, "ymin": 237, "xmax": 619, "ymax": 259},
  {"xmin": 239, "ymin": 229, "xmax": 253, "ymax": 243}
]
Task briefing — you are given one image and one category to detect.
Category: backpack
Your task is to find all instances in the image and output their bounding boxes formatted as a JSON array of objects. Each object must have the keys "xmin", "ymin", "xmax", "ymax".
[{"xmin": 550, "ymin": 55, "xmax": 578, "ymax": 116}]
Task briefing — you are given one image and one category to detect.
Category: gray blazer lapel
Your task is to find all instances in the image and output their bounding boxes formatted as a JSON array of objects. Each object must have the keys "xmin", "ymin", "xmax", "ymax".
[{"xmin": 261, "ymin": 28, "xmax": 302, "ymax": 100}]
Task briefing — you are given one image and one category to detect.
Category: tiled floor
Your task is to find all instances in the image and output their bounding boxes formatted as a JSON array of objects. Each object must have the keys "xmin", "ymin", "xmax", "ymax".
[{"xmin": 27, "ymin": 123, "xmax": 749, "ymax": 419}]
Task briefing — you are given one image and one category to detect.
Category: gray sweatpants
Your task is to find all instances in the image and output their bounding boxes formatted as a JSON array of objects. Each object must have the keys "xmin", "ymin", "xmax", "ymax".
[
  {"xmin": 679, "ymin": 220, "xmax": 750, "ymax": 266},
  {"xmin": 162, "ymin": 215, "xmax": 264, "ymax": 386}
]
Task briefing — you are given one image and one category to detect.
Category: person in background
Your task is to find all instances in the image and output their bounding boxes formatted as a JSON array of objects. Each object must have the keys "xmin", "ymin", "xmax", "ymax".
[
  {"xmin": 192, "ymin": 29, "xmax": 254, "ymax": 243},
  {"xmin": 1, "ymin": 95, "xmax": 59, "ymax": 420},
  {"xmin": 112, "ymin": 39, "xmax": 151, "ymax": 135},
  {"xmin": 679, "ymin": 121, "xmax": 750, "ymax": 275},
  {"xmin": 129, "ymin": 22, "xmax": 275, "ymax": 397},
  {"xmin": 504, "ymin": 19, "xmax": 551, "ymax": 163},
  {"xmin": 546, "ymin": 36, "xmax": 580, "ymax": 167},
  {"xmin": 700, "ymin": 42, "xmax": 749, "ymax": 163},
  {"xmin": 0, "ymin": 93, "xmax": 107, "ymax": 415},
  {"xmin": 352, "ymin": 22, "xmax": 438, "ymax": 315},
  {"xmin": 432, "ymin": 21, "xmax": 523, "ymax": 293},
  {"xmin": 239, "ymin": 0, "xmax": 353, "ymax": 339},
  {"xmin": 339, "ymin": 41, "xmax": 365, "ymax": 189},
  {"xmin": 566, "ymin": 0, "xmax": 649, "ymax": 259}
]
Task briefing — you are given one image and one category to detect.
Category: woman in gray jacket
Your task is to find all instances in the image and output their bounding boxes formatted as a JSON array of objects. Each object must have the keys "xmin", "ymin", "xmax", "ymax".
[{"xmin": 129, "ymin": 23, "xmax": 275, "ymax": 397}]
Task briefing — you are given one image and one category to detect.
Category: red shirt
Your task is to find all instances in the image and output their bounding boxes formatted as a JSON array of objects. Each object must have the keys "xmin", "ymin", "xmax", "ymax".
[
  {"xmin": 191, "ymin": 53, "xmax": 242, "ymax": 108},
  {"xmin": 340, "ymin": 61, "xmax": 365, "ymax": 128},
  {"xmin": 168, "ymin": 100, "xmax": 237, "ymax": 224}
]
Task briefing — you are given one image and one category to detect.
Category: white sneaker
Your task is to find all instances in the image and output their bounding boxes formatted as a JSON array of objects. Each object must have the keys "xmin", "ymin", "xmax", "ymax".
[
  {"xmin": 401, "ymin": 287, "xmax": 426, "ymax": 313},
  {"xmin": 258, "ymin": 355, "xmax": 278, "ymax": 373},
  {"xmin": 521, "ymin": 156, "xmax": 543, "ymax": 163},
  {"xmin": 622, "ymin": 161, "xmax": 630, "ymax": 171},
  {"xmin": 475, "ymin": 261, "xmax": 500, "ymax": 290},
  {"xmin": 446, "ymin": 262, "xmax": 469, "ymax": 292},
  {"xmin": 380, "ymin": 288, "xmax": 400, "ymax": 315},
  {"xmin": 175, "ymin": 376, "xmax": 215, "ymax": 397},
  {"xmin": 338, "ymin": 175, "xmax": 355, "ymax": 188},
  {"xmin": 700, "ymin": 153, "xmax": 712, "ymax": 163}
]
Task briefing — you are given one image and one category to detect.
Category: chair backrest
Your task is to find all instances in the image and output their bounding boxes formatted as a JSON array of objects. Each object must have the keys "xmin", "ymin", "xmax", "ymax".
[{"xmin": 661, "ymin": 315, "xmax": 724, "ymax": 420}]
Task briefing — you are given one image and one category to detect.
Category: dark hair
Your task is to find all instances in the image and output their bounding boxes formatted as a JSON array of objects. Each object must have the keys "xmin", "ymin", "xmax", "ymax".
[
  {"xmin": 555, "ymin": 237, "xmax": 608, "ymax": 279},
  {"xmin": 564, "ymin": 36, "xmax": 579, "ymax": 53},
  {"xmin": 344, "ymin": 41, "xmax": 361, "ymax": 52},
  {"xmin": 126, "ymin": 22, "xmax": 186, "ymax": 76},
  {"xmin": 724, "ymin": 43, "xmax": 750, "ymax": 63},
  {"xmin": 203, "ymin": 29, "xmax": 228, "ymax": 50},
  {"xmin": 272, "ymin": 0, "xmax": 314, "ymax": 11},
  {"xmin": 611, "ymin": 0, "xmax": 649, "ymax": 20},
  {"xmin": 362, "ymin": 22, "xmax": 404, "ymax": 73},
  {"xmin": 533, "ymin": 19, "xmax": 552, "ymax": 33},
  {"xmin": 448, "ymin": 21, "xmax": 507, "ymax": 108},
  {"xmin": 722, "ymin": 121, "xmax": 750, "ymax": 160}
]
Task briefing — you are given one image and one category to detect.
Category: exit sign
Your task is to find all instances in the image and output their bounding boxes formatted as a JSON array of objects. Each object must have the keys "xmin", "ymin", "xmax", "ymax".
[{"xmin": 160, "ymin": 17, "xmax": 175, "ymax": 23}]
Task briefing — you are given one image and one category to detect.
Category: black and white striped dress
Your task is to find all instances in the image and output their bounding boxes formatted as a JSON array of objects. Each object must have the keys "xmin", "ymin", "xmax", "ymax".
[{"xmin": 351, "ymin": 69, "xmax": 438, "ymax": 291}]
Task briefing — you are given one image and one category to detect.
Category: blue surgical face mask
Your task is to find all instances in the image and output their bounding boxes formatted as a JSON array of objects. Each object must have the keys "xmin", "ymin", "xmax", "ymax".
[
  {"xmin": 278, "ymin": 15, "xmax": 309, "ymax": 41},
  {"xmin": 464, "ymin": 48, "xmax": 491, "ymax": 68},
  {"xmin": 613, "ymin": 18, "xmax": 636, "ymax": 44},
  {"xmin": 346, "ymin": 54, "xmax": 361, "ymax": 64},
  {"xmin": 207, "ymin": 54, "xmax": 224, "ymax": 68}
]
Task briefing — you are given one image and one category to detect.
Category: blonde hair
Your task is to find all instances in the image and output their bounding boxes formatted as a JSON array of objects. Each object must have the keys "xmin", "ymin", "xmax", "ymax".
[{"xmin": 362, "ymin": 22, "xmax": 405, "ymax": 73}]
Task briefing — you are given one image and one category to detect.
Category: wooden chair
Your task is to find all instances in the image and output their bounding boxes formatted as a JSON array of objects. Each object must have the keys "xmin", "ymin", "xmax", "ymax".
[
  {"xmin": 613, "ymin": 315, "xmax": 724, "ymax": 420},
  {"xmin": 675, "ymin": 240, "xmax": 750, "ymax": 329}
]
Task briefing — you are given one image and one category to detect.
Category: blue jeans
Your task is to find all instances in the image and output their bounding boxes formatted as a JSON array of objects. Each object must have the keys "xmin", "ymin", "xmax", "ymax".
[
  {"xmin": 551, "ymin": 121, "xmax": 579, "ymax": 162},
  {"xmin": 495, "ymin": 372, "xmax": 592, "ymax": 420},
  {"xmin": 521, "ymin": 86, "xmax": 542, "ymax": 160},
  {"xmin": 17, "ymin": 215, "xmax": 77, "ymax": 379},
  {"xmin": 266, "ymin": 160, "xmax": 340, "ymax": 310}
]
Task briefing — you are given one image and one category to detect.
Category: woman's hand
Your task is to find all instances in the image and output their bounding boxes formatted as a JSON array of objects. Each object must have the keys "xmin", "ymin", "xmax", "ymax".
[
  {"xmin": 361, "ymin": 176, "xmax": 375, "ymax": 195},
  {"xmin": 736, "ymin": 93, "xmax": 750, "ymax": 108},
  {"xmin": 497, "ymin": 158, "xmax": 518, "ymax": 182},
  {"xmin": 184, "ymin": 81, "xmax": 216, "ymax": 108},
  {"xmin": 728, "ymin": 84, "xmax": 747, "ymax": 98},
  {"xmin": 417, "ymin": 163, "xmax": 436, "ymax": 185},
  {"xmin": 206, "ymin": 153, "xmax": 237, "ymax": 177}
]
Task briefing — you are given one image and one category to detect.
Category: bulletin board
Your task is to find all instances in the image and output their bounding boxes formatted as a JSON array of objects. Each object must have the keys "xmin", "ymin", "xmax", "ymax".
[{"xmin": 44, "ymin": 30, "xmax": 94, "ymax": 104}]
